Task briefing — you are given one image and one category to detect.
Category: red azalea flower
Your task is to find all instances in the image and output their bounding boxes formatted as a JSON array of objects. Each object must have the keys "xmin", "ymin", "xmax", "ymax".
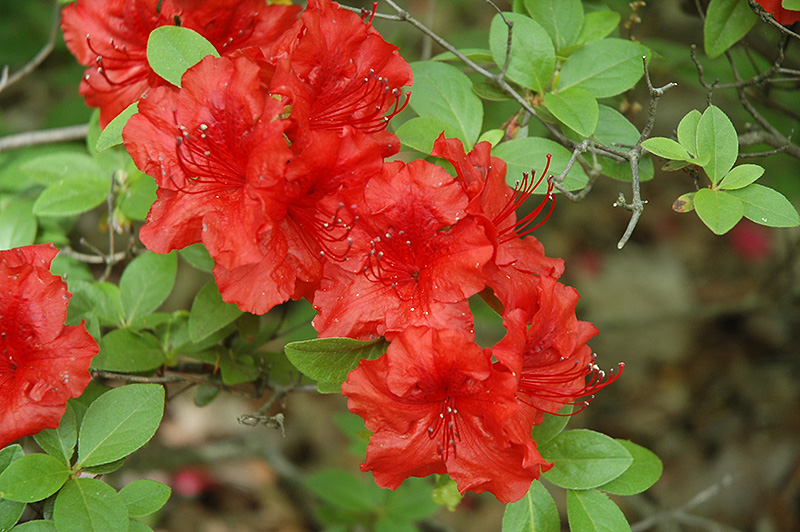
[
  {"xmin": 431, "ymin": 134, "xmax": 563, "ymax": 319},
  {"xmin": 312, "ymin": 159, "xmax": 494, "ymax": 340},
  {"xmin": 125, "ymin": 55, "xmax": 385, "ymax": 314},
  {"xmin": 492, "ymin": 277, "xmax": 621, "ymax": 425},
  {"xmin": 0, "ymin": 244, "xmax": 99, "ymax": 448},
  {"xmin": 61, "ymin": 0, "xmax": 301, "ymax": 126},
  {"xmin": 753, "ymin": 0, "xmax": 800, "ymax": 25},
  {"xmin": 266, "ymin": 0, "xmax": 412, "ymax": 155},
  {"xmin": 343, "ymin": 327, "xmax": 550, "ymax": 503}
]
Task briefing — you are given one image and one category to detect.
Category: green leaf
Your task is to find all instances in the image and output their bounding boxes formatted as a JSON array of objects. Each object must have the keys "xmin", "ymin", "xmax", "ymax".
[
  {"xmin": 93, "ymin": 329, "xmax": 166, "ymax": 372},
  {"xmin": 178, "ymin": 243, "xmax": 214, "ymax": 272},
  {"xmin": 118, "ymin": 170, "xmax": 157, "ymax": 221},
  {"xmin": 530, "ymin": 405, "xmax": 573, "ymax": 445},
  {"xmin": 0, "ymin": 454, "xmax": 70, "ymax": 503},
  {"xmin": 395, "ymin": 116, "xmax": 462, "ymax": 155},
  {"xmin": 147, "ymin": 26, "xmax": 219, "ymax": 87},
  {"xmin": 0, "ymin": 497, "xmax": 25, "ymax": 531},
  {"xmin": 477, "ymin": 129, "xmax": 505, "ymax": 146},
  {"xmin": 127, "ymin": 519, "xmax": 155, "ymax": 532},
  {"xmin": 543, "ymin": 88, "xmax": 598, "ymax": 137},
  {"xmin": 567, "ymin": 489, "xmax": 631, "ymax": 532},
  {"xmin": 673, "ymin": 192, "xmax": 696, "ymax": 213},
  {"xmin": 718, "ymin": 164, "xmax": 764, "ymax": 190},
  {"xmin": 81, "ymin": 458, "xmax": 126, "ymax": 476},
  {"xmin": 118, "ymin": 479, "xmax": 171, "ymax": 517},
  {"xmin": 53, "ymin": 478, "xmax": 129, "ymax": 532},
  {"xmin": 316, "ymin": 381, "xmax": 342, "ymax": 394},
  {"xmin": 784, "ymin": 0, "xmax": 800, "ymax": 8},
  {"xmin": 599, "ymin": 440, "xmax": 663, "ymax": 495},
  {"xmin": 34, "ymin": 403, "xmax": 77, "ymax": 465},
  {"xmin": 501, "ymin": 481, "xmax": 560, "ymax": 532},
  {"xmin": 77, "ymin": 384, "xmax": 165, "ymax": 468},
  {"xmin": 489, "ymin": 13, "xmax": 555, "ymax": 93},
  {"xmin": 558, "ymin": 39, "xmax": 648, "ymax": 97},
  {"xmin": 285, "ymin": 337, "xmax": 389, "ymax": 384},
  {"xmin": 696, "ymin": 105, "xmax": 739, "ymax": 184},
  {"xmin": 431, "ymin": 48, "xmax": 493, "ymax": 63},
  {"xmin": 217, "ymin": 350, "xmax": 259, "ymax": 385},
  {"xmin": 96, "ymin": 102, "xmax": 139, "ymax": 153},
  {"xmin": 704, "ymin": 0, "xmax": 757, "ymax": 59},
  {"xmin": 32, "ymin": 175, "xmax": 110, "ymax": 217},
  {"xmin": 374, "ymin": 518, "xmax": 416, "ymax": 532},
  {"xmin": 0, "ymin": 446, "xmax": 23, "ymax": 474},
  {"xmin": 385, "ymin": 478, "xmax": 438, "ymax": 521},
  {"xmin": 727, "ymin": 184, "xmax": 800, "ymax": 227},
  {"xmin": 693, "ymin": 188, "xmax": 744, "ymax": 234},
  {"xmin": 677, "ymin": 109, "xmax": 703, "ymax": 159},
  {"xmin": 0, "ymin": 198, "xmax": 36, "ymax": 250},
  {"xmin": 431, "ymin": 475, "xmax": 462, "ymax": 511},
  {"xmin": 189, "ymin": 281, "xmax": 243, "ymax": 343},
  {"xmin": 539, "ymin": 429, "xmax": 633, "ymax": 490},
  {"xmin": 20, "ymin": 153, "xmax": 104, "ymax": 186},
  {"xmin": 119, "ymin": 251, "xmax": 177, "ymax": 324},
  {"xmin": 66, "ymin": 280, "xmax": 124, "ymax": 328},
  {"xmin": 9, "ymin": 520, "xmax": 58, "ymax": 531},
  {"xmin": 303, "ymin": 470, "xmax": 383, "ymax": 512},
  {"xmin": 492, "ymin": 137, "xmax": 589, "ymax": 192},
  {"xmin": 409, "ymin": 61, "xmax": 483, "ymax": 149},
  {"xmin": 575, "ymin": 11, "xmax": 621, "ymax": 46},
  {"xmin": 524, "ymin": 0, "xmax": 584, "ymax": 50},
  {"xmin": 641, "ymin": 137, "xmax": 691, "ymax": 161}
]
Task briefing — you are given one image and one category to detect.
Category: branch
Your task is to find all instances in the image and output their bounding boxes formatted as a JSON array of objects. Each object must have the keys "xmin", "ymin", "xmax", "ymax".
[
  {"xmin": 747, "ymin": 0, "xmax": 800, "ymax": 40},
  {"xmin": 0, "ymin": 125, "xmax": 90, "ymax": 154},
  {"xmin": 631, "ymin": 474, "xmax": 739, "ymax": 532},
  {"xmin": 0, "ymin": 0, "xmax": 61, "ymax": 95},
  {"xmin": 615, "ymin": 57, "xmax": 676, "ymax": 249}
]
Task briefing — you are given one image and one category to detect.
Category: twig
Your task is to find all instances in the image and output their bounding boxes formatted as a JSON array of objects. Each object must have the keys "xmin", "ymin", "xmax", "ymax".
[
  {"xmin": 0, "ymin": 125, "xmax": 90, "ymax": 154},
  {"xmin": 747, "ymin": 0, "xmax": 800, "ymax": 40},
  {"xmin": 238, "ymin": 380, "xmax": 316, "ymax": 434},
  {"xmin": 615, "ymin": 57, "xmax": 676, "ymax": 249},
  {"xmin": 484, "ymin": 0, "xmax": 513, "ymax": 82},
  {"xmin": 0, "ymin": 0, "xmax": 61, "ymax": 95},
  {"xmin": 91, "ymin": 369, "xmax": 261, "ymax": 398},
  {"xmin": 57, "ymin": 246, "xmax": 128, "ymax": 265},
  {"xmin": 631, "ymin": 474, "xmax": 738, "ymax": 532}
]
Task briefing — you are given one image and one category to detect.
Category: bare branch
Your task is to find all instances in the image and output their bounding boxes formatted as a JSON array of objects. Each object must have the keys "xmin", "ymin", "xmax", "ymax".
[
  {"xmin": 616, "ymin": 57, "xmax": 676, "ymax": 249},
  {"xmin": 747, "ymin": 0, "xmax": 800, "ymax": 40},
  {"xmin": 0, "ymin": 0, "xmax": 62, "ymax": 95},
  {"xmin": 0, "ymin": 125, "xmax": 90, "ymax": 154}
]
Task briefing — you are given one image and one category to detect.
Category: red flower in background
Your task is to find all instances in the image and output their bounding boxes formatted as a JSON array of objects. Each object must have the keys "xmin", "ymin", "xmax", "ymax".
[
  {"xmin": 61, "ymin": 0, "xmax": 300, "ymax": 126},
  {"xmin": 343, "ymin": 327, "xmax": 550, "ymax": 503},
  {"xmin": 753, "ymin": 0, "xmax": 800, "ymax": 25},
  {"xmin": 0, "ymin": 244, "xmax": 98, "ymax": 448}
]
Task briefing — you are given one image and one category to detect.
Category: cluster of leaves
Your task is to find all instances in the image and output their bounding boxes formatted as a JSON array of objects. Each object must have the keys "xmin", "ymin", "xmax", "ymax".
[
  {"xmin": 643, "ymin": 105, "xmax": 799, "ymax": 234},
  {"xmin": 0, "ymin": 385, "xmax": 167, "ymax": 532},
  {"xmin": 395, "ymin": 0, "xmax": 655, "ymax": 192}
]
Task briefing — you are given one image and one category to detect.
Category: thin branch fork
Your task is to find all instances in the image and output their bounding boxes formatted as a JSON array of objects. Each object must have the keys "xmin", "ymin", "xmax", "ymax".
[{"xmin": 615, "ymin": 57, "xmax": 676, "ymax": 249}]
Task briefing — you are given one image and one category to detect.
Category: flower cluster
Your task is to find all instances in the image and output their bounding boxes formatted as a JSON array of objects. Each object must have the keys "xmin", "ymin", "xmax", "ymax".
[
  {"xmin": 337, "ymin": 135, "xmax": 621, "ymax": 502},
  {"xmin": 64, "ymin": 0, "xmax": 619, "ymax": 503},
  {"xmin": 0, "ymin": 245, "xmax": 98, "ymax": 448}
]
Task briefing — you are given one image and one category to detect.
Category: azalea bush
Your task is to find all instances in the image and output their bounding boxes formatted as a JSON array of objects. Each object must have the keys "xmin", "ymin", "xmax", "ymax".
[{"xmin": 0, "ymin": 0, "xmax": 799, "ymax": 531}]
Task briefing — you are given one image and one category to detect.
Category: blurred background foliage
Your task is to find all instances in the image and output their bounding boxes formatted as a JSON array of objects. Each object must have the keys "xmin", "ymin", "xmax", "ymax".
[{"xmin": 1, "ymin": 0, "xmax": 800, "ymax": 531}]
